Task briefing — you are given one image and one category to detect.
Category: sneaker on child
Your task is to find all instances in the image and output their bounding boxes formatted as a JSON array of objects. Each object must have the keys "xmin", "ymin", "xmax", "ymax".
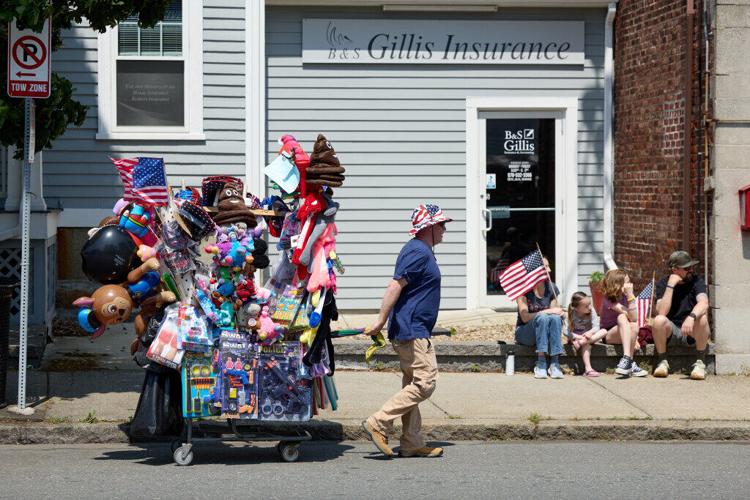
[
  {"xmin": 615, "ymin": 356, "xmax": 633, "ymax": 376},
  {"xmin": 630, "ymin": 363, "xmax": 648, "ymax": 377}
]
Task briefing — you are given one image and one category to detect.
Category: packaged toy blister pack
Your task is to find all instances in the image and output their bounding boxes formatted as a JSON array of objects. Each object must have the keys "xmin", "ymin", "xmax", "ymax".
[
  {"xmin": 217, "ymin": 330, "xmax": 258, "ymax": 420},
  {"xmin": 258, "ymin": 342, "xmax": 312, "ymax": 422},
  {"xmin": 181, "ymin": 352, "xmax": 219, "ymax": 419}
]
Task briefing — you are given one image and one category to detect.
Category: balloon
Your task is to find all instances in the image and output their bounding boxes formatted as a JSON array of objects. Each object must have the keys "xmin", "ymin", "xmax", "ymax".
[{"xmin": 81, "ymin": 225, "xmax": 139, "ymax": 284}]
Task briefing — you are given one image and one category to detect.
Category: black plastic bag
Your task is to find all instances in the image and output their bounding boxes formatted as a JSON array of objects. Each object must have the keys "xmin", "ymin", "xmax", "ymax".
[{"xmin": 129, "ymin": 366, "xmax": 184, "ymax": 441}]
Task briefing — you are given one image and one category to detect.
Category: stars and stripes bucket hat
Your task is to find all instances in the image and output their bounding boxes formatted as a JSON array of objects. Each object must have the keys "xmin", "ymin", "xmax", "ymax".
[{"xmin": 409, "ymin": 203, "xmax": 453, "ymax": 236}]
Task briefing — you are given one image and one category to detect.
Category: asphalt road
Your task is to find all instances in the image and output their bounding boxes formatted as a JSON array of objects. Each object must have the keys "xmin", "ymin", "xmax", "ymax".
[{"xmin": 1, "ymin": 441, "xmax": 749, "ymax": 499}]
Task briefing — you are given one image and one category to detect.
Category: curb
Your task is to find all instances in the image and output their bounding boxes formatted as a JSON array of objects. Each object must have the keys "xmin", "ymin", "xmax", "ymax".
[{"xmin": 2, "ymin": 420, "xmax": 749, "ymax": 445}]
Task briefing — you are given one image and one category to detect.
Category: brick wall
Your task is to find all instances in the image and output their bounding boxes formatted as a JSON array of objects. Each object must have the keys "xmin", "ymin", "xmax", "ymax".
[{"xmin": 613, "ymin": 0, "xmax": 709, "ymax": 289}]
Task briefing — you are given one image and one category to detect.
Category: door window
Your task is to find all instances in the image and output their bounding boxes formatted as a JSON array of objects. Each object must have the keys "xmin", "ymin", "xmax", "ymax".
[{"xmin": 485, "ymin": 118, "xmax": 556, "ymax": 295}]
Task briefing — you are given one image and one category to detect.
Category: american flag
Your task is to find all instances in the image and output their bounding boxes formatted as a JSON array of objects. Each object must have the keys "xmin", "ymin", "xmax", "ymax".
[
  {"xmin": 637, "ymin": 280, "xmax": 654, "ymax": 328},
  {"xmin": 110, "ymin": 157, "xmax": 138, "ymax": 201},
  {"xmin": 497, "ymin": 249, "xmax": 547, "ymax": 301},
  {"xmin": 132, "ymin": 157, "xmax": 169, "ymax": 206}
]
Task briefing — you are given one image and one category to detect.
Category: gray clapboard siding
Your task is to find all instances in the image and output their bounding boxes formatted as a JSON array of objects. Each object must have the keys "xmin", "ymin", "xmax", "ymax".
[
  {"xmin": 44, "ymin": 1, "xmax": 247, "ymax": 210},
  {"xmin": 267, "ymin": 6, "xmax": 606, "ymax": 309}
]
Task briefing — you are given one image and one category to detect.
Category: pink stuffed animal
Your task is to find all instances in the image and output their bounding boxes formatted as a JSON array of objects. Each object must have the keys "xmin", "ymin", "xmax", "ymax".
[{"xmin": 257, "ymin": 305, "xmax": 282, "ymax": 345}]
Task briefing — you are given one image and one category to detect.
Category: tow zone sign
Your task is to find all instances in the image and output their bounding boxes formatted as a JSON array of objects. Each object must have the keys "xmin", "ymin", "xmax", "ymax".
[{"xmin": 7, "ymin": 18, "xmax": 51, "ymax": 98}]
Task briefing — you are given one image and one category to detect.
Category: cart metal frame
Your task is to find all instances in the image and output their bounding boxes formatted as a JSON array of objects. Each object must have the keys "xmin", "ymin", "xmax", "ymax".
[{"xmin": 171, "ymin": 418, "xmax": 312, "ymax": 465}]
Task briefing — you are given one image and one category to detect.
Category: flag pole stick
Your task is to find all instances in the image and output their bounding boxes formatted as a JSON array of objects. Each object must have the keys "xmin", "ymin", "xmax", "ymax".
[
  {"xmin": 535, "ymin": 242, "xmax": 558, "ymax": 302},
  {"xmin": 647, "ymin": 271, "xmax": 656, "ymax": 324}
]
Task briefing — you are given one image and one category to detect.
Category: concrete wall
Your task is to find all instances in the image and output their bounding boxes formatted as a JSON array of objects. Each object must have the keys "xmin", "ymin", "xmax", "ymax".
[{"xmin": 712, "ymin": 0, "xmax": 750, "ymax": 374}]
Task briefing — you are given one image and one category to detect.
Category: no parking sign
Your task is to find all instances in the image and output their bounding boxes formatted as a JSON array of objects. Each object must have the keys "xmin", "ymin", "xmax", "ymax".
[{"xmin": 7, "ymin": 17, "xmax": 51, "ymax": 98}]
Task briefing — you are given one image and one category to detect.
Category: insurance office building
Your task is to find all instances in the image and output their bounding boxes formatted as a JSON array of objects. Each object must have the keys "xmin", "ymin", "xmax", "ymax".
[{"xmin": 26, "ymin": 0, "xmax": 616, "ymax": 325}]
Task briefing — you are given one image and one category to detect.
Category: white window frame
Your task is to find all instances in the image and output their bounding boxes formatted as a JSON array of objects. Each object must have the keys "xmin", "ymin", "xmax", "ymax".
[
  {"xmin": 96, "ymin": 0, "xmax": 204, "ymax": 141},
  {"xmin": 465, "ymin": 96, "xmax": 579, "ymax": 309}
]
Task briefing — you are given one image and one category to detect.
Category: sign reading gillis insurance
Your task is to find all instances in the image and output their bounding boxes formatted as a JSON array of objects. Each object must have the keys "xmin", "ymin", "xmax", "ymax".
[{"xmin": 302, "ymin": 19, "xmax": 584, "ymax": 65}]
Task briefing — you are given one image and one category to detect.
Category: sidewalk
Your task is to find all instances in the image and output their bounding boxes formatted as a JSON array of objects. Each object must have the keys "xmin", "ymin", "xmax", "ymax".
[{"xmin": 2, "ymin": 332, "xmax": 749, "ymax": 444}]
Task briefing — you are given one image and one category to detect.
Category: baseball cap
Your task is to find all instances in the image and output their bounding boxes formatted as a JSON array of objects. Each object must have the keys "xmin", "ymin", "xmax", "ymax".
[{"xmin": 667, "ymin": 250, "xmax": 699, "ymax": 269}]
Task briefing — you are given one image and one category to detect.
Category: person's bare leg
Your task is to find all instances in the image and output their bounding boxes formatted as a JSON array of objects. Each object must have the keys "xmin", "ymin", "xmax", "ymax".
[
  {"xmin": 692, "ymin": 315, "xmax": 710, "ymax": 351},
  {"xmin": 581, "ymin": 343, "xmax": 593, "ymax": 373},
  {"xmin": 617, "ymin": 313, "xmax": 633, "ymax": 357},
  {"xmin": 652, "ymin": 315, "xmax": 671, "ymax": 355}
]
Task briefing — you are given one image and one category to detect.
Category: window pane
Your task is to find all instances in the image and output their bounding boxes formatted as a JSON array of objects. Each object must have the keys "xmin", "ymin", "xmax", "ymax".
[
  {"xmin": 116, "ymin": 60, "xmax": 184, "ymax": 127},
  {"xmin": 163, "ymin": 1, "xmax": 182, "ymax": 21},
  {"xmin": 139, "ymin": 26, "xmax": 161, "ymax": 56},
  {"xmin": 118, "ymin": 22, "xmax": 139, "ymax": 55},
  {"xmin": 162, "ymin": 23, "xmax": 182, "ymax": 56},
  {"xmin": 117, "ymin": 0, "xmax": 182, "ymax": 56}
]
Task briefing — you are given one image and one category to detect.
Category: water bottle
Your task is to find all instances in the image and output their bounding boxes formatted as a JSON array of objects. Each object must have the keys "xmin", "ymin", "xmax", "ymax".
[{"xmin": 506, "ymin": 350, "xmax": 515, "ymax": 376}]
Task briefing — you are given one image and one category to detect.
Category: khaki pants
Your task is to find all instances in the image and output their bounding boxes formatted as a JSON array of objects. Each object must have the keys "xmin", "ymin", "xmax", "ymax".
[{"xmin": 367, "ymin": 338, "xmax": 438, "ymax": 450}]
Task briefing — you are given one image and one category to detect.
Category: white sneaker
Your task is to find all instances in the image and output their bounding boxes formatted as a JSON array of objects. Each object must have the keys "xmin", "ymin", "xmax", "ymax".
[
  {"xmin": 630, "ymin": 363, "xmax": 648, "ymax": 377},
  {"xmin": 548, "ymin": 364, "xmax": 565, "ymax": 379},
  {"xmin": 534, "ymin": 365, "xmax": 548, "ymax": 379},
  {"xmin": 653, "ymin": 359, "xmax": 670, "ymax": 378}
]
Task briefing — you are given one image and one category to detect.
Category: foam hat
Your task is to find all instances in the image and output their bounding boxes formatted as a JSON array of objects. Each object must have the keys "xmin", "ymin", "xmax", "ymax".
[
  {"xmin": 307, "ymin": 134, "xmax": 345, "ymax": 187},
  {"xmin": 409, "ymin": 203, "xmax": 452, "ymax": 236},
  {"xmin": 211, "ymin": 181, "xmax": 258, "ymax": 227}
]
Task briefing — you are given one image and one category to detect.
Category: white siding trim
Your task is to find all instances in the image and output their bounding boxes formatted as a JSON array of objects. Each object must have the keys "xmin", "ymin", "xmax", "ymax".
[
  {"xmin": 246, "ymin": 0, "xmax": 266, "ymax": 197},
  {"xmin": 465, "ymin": 96, "xmax": 579, "ymax": 308},
  {"xmin": 96, "ymin": 0, "xmax": 204, "ymax": 141}
]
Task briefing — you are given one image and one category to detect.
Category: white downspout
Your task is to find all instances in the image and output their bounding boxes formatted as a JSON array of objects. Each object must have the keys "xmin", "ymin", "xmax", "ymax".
[{"xmin": 603, "ymin": 2, "xmax": 618, "ymax": 270}]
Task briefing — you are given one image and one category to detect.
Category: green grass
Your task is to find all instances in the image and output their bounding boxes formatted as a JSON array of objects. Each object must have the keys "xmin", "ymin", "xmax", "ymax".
[
  {"xmin": 466, "ymin": 363, "xmax": 482, "ymax": 373},
  {"xmin": 46, "ymin": 416, "xmax": 72, "ymax": 424},
  {"xmin": 528, "ymin": 412, "xmax": 547, "ymax": 426},
  {"xmin": 369, "ymin": 361, "xmax": 387, "ymax": 372},
  {"xmin": 80, "ymin": 411, "xmax": 99, "ymax": 424}
]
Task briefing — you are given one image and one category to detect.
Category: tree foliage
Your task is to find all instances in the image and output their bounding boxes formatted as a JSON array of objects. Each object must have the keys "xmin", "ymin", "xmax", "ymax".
[{"xmin": 0, "ymin": 1, "xmax": 171, "ymax": 157}]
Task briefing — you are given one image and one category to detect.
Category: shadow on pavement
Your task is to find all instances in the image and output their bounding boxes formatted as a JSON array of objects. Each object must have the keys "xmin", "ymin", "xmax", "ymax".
[{"xmin": 95, "ymin": 440, "xmax": 355, "ymax": 466}]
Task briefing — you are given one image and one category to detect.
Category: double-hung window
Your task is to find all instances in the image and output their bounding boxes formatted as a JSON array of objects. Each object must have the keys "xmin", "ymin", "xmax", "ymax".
[{"xmin": 97, "ymin": 0, "xmax": 203, "ymax": 140}]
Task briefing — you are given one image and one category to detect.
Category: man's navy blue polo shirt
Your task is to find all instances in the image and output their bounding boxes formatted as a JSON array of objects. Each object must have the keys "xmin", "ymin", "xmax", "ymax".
[{"xmin": 387, "ymin": 238, "xmax": 442, "ymax": 341}]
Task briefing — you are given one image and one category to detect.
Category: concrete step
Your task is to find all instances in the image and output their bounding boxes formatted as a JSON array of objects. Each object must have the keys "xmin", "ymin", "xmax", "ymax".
[{"xmin": 333, "ymin": 340, "xmax": 715, "ymax": 374}]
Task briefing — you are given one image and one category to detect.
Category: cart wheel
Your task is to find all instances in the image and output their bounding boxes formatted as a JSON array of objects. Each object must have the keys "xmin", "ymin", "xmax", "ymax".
[
  {"xmin": 173, "ymin": 445, "xmax": 194, "ymax": 466},
  {"xmin": 278, "ymin": 442, "xmax": 300, "ymax": 463},
  {"xmin": 170, "ymin": 440, "xmax": 180, "ymax": 453}
]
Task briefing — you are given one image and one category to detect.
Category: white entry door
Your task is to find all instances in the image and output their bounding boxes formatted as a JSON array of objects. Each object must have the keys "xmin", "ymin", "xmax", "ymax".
[{"xmin": 466, "ymin": 98, "xmax": 579, "ymax": 310}]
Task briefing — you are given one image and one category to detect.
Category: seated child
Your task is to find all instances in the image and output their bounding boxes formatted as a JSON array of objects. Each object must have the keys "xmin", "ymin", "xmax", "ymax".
[
  {"xmin": 566, "ymin": 291, "xmax": 608, "ymax": 377},
  {"xmin": 599, "ymin": 269, "xmax": 646, "ymax": 377}
]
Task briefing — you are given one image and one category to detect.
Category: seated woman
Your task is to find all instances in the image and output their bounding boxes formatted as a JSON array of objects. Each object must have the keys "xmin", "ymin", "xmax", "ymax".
[
  {"xmin": 515, "ymin": 257, "xmax": 566, "ymax": 379},
  {"xmin": 598, "ymin": 269, "xmax": 646, "ymax": 378}
]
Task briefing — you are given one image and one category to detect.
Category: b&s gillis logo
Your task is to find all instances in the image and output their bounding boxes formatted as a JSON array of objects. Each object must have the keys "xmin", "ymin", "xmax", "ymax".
[
  {"xmin": 504, "ymin": 128, "xmax": 535, "ymax": 154},
  {"xmin": 326, "ymin": 22, "xmax": 360, "ymax": 60}
]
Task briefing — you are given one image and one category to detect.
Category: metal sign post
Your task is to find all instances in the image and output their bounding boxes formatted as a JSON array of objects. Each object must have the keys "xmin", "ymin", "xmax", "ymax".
[
  {"xmin": 13, "ymin": 98, "xmax": 35, "ymax": 414},
  {"xmin": 6, "ymin": 17, "xmax": 50, "ymax": 415}
]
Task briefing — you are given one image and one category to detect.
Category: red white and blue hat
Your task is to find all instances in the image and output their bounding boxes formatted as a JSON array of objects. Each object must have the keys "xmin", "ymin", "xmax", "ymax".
[{"xmin": 409, "ymin": 203, "xmax": 452, "ymax": 235}]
